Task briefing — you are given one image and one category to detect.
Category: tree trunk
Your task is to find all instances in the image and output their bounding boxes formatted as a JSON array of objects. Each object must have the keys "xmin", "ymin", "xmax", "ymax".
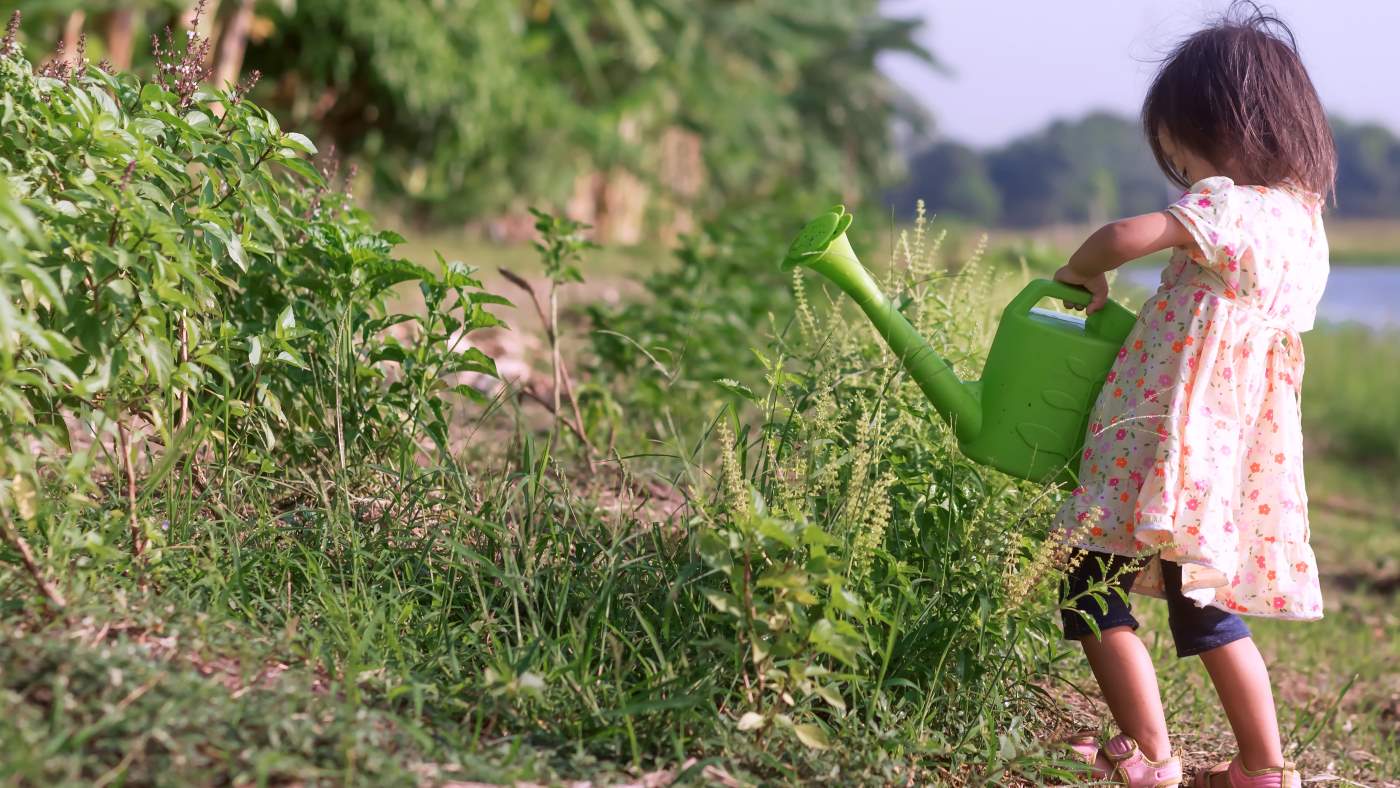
[
  {"xmin": 658, "ymin": 126, "xmax": 704, "ymax": 242},
  {"xmin": 181, "ymin": 0, "xmax": 222, "ymax": 34},
  {"xmin": 103, "ymin": 9, "xmax": 136, "ymax": 70},
  {"xmin": 59, "ymin": 10, "xmax": 86, "ymax": 63},
  {"xmin": 180, "ymin": 0, "xmax": 222, "ymax": 64},
  {"xmin": 597, "ymin": 168, "xmax": 648, "ymax": 246},
  {"xmin": 212, "ymin": 0, "xmax": 255, "ymax": 89}
]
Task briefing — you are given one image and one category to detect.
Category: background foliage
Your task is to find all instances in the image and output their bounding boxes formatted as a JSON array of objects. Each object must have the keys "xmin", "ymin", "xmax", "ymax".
[{"xmin": 249, "ymin": 0, "xmax": 933, "ymax": 222}]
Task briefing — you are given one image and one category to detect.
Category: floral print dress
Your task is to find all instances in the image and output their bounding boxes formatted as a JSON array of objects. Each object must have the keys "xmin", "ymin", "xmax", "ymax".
[{"xmin": 1057, "ymin": 176, "xmax": 1327, "ymax": 620}]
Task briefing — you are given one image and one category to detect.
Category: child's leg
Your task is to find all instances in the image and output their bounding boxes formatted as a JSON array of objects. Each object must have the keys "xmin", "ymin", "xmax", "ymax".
[
  {"xmin": 1161, "ymin": 562, "xmax": 1285, "ymax": 771},
  {"xmin": 1198, "ymin": 638, "xmax": 1286, "ymax": 771},
  {"xmin": 1079, "ymin": 627, "xmax": 1173, "ymax": 762},
  {"xmin": 1060, "ymin": 551, "xmax": 1172, "ymax": 762}
]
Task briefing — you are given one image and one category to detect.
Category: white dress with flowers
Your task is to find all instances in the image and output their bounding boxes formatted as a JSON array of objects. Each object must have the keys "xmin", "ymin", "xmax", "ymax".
[{"xmin": 1056, "ymin": 176, "xmax": 1327, "ymax": 620}]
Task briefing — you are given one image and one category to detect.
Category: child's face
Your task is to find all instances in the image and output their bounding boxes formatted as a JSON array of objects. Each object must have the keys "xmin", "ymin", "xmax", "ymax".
[{"xmin": 1157, "ymin": 130, "xmax": 1222, "ymax": 186}]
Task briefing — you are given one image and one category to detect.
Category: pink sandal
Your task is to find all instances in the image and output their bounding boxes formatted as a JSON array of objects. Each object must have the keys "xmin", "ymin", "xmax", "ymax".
[
  {"xmin": 1063, "ymin": 727, "xmax": 1111, "ymax": 779},
  {"xmin": 1062, "ymin": 729, "xmax": 1182, "ymax": 787},
  {"xmin": 1191, "ymin": 757, "xmax": 1301, "ymax": 788}
]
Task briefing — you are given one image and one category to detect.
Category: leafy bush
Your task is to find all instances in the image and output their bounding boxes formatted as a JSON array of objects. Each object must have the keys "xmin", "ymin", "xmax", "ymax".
[
  {"xmin": 584, "ymin": 211, "xmax": 797, "ymax": 431},
  {"xmin": 684, "ymin": 217, "xmax": 1071, "ymax": 764},
  {"xmin": 579, "ymin": 208, "xmax": 1081, "ymax": 776},
  {"xmin": 0, "ymin": 29, "xmax": 503, "ymax": 582}
]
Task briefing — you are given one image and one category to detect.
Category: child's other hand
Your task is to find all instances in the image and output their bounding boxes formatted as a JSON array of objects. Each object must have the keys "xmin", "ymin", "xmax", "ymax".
[{"xmin": 1053, "ymin": 265, "xmax": 1109, "ymax": 314}]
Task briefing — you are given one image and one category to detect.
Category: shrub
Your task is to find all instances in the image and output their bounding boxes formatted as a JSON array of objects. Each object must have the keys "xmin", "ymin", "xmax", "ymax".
[
  {"xmin": 0, "ymin": 19, "xmax": 504, "ymax": 586},
  {"xmin": 688, "ymin": 214, "xmax": 1068, "ymax": 765}
]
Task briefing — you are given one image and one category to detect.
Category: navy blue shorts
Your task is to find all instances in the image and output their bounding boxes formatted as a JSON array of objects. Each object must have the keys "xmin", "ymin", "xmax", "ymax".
[{"xmin": 1059, "ymin": 550, "xmax": 1251, "ymax": 658}]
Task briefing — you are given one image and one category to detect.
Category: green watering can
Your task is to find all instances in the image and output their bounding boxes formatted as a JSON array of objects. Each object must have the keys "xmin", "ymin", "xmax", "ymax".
[{"xmin": 782, "ymin": 206, "xmax": 1138, "ymax": 485}]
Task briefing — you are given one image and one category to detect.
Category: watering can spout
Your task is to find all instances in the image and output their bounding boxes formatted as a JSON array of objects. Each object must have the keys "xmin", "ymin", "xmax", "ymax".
[{"xmin": 781, "ymin": 205, "xmax": 984, "ymax": 443}]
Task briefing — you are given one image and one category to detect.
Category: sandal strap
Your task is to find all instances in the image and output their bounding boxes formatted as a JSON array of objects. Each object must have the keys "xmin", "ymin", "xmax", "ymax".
[
  {"xmin": 1059, "ymin": 728, "xmax": 1109, "ymax": 778},
  {"xmin": 1104, "ymin": 735, "xmax": 1182, "ymax": 787},
  {"xmin": 1230, "ymin": 758, "xmax": 1302, "ymax": 788},
  {"xmin": 1110, "ymin": 756, "xmax": 1182, "ymax": 787},
  {"xmin": 1065, "ymin": 728, "xmax": 1100, "ymax": 746},
  {"xmin": 1235, "ymin": 759, "xmax": 1299, "ymax": 776},
  {"xmin": 1105, "ymin": 735, "xmax": 1140, "ymax": 762},
  {"xmin": 1192, "ymin": 762, "xmax": 1225, "ymax": 788}
]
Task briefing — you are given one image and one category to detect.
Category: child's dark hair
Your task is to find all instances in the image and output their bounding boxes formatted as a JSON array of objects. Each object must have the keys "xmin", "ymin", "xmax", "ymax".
[{"xmin": 1142, "ymin": 2, "xmax": 1336, "ymax": 197}]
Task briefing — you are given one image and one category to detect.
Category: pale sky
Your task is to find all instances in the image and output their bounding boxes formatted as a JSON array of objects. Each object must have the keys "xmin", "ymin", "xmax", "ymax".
[{"xmin": 879, "ymin": 0, "xmax": 1400, "ymax": 146}]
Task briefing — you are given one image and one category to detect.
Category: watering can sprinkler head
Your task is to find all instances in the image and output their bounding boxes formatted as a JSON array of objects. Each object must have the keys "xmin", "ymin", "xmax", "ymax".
[
  {"xmin": 782, "ymin": 207, "xmax": 1137, "ymax": 485},
  {"xmin": 781, "ymin": 204, "xmax": 855, "ymax": 274}
]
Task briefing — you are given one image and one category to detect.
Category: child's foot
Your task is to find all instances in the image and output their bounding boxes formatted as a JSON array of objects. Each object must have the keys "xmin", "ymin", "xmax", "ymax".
[
  {"xmin": 1060, "ymin": 730, "xmax": 1181, "ymax": 786},
  {"xmin": 1101, "ymin": 734, "xmax": 1182, "ymax": 787},
  {"xmin": 1061, "ymin": 728, "xmax": 1111, "ymax": 779},
  {"xmin": 1191, "ymin": 757, "xmax": 1300, "ymax": 788}
]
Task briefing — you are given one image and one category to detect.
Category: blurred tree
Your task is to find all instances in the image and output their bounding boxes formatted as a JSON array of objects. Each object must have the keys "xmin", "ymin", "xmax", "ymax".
[
  {"xmin": 884, "ymin": 141, "xmax": 1000, "ymax": 224},
  {"xmin": 14, "ymin": 2, "xmax": 205, "ymax": 73},
  {"xmin": 1333, "ymin": 118, "xmax": 1400, "ymax": 217},
  {"xmin": 986, "ymin": 112, "xmax": 1163, "ymax": 227},
  {"xmin": 241, "ymin": 0, "xmax": 936, "ymax": 236},
  {"xmin": 896, "ymin": 111, "xmax": 1400, "ymax": 228},
  {"xmin": 211, "ymin": 0, "xmax": 253, "ymax": 88},
  {"xmin": 102, "ymin": 7, "xmax": 136, "ymax": 69}
]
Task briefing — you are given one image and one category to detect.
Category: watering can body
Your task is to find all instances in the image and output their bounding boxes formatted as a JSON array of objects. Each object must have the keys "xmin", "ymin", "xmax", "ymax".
[
  {"xmin": 782, "ymin": 206, "xmax": 1137, "ymax": 485},
  {"xmin": 964, "ymin": 278, "xmax": 1137, "ymax": 483}
]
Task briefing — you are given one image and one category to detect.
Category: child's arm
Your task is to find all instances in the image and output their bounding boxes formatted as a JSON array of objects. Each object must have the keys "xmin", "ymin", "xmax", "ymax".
[{"xmin": 1053, "ymin": 211, "xmax": 1195, "ymax": 313}]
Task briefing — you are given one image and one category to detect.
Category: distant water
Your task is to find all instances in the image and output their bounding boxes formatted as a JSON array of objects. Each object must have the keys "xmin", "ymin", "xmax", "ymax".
[{"xmin": 1115, "ymin": 265, "xmax": 1400, "ymax": 331}]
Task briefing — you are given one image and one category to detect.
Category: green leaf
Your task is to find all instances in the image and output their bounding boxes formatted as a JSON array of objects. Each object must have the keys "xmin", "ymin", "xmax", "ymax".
[
  {"xmin": 736, "ymin": 712, "xmax": 765, "ymax": 731},
  {"xmin": 791, "ymin": 723, "xmax": 830, "ymax": 750},
  {"xmin": 756, "ymin": 566, "xmax": 808, "ymax": 592},
  {"xmin": 697, "ymin": 530, "xmax": 734, "ymax": 573},
  {"xmin": 829, "ymin": 586, "xmax": 866, "ymax": 620},
  {"xmin": 274, "ymin": 349, "xmax": 307, "ymax": 369},
  {"xmin": 813, "ymin": 683, "xmax": 846, "ymax": 712},
  {"xmin": 756, "ymin": 517, "xmax": 799, "ymax": 549},
  {"xmin": 703, "ymin": 590, "xmax": 741, "ymax": 616},
  {"xmin": 139, "ymin": 83, "xmax": 167, "ymax": 107},
  {"xmin": 714, "ymin": 377, "xmax": 756, "ymax": 400},
  {"xmin": 11, "ymin": 474, "xmax": 38, "ymax": 522},
  {"xmin": 198, "ymin": 352, "xmax": 233, "ymax": 384},
  {"xmin": 227, "ymin": 234, "xmax": 247, "ymax": 272},
  {"xmin": 801, "ymin": 524, "xmax": 838, "ymax": 548},
  {"xmin": 277, "ymin": 157, "xmax": 321, "ymax": 183},
  {"xmin": 282, "ymin": 132, "xmax": 318, "ymax": 155},
  {"xmin": 808, "ymin": 618, "xmax": 862, "ymax": 667},
  {"xmin": 253, "ymin": 204, "xmax": 286, "ymax": 247}
]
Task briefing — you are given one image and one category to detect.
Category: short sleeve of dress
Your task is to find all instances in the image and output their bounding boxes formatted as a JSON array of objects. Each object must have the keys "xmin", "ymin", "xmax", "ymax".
[{"xmin": 1166, "ymin": 176, "xmax": 1245, "ymax": 278}]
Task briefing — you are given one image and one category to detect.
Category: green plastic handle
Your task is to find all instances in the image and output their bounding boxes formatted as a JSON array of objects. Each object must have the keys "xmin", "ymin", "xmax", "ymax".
[{"xmin": 1009, "ymin": 278, "xmax": 1121, "ymax": 338}]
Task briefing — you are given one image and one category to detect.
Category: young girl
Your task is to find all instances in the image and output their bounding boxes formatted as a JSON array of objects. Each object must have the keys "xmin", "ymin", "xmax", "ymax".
[{"xmin": 1048, "ymin": 7, "xmax": 1334, "ymax": 787}]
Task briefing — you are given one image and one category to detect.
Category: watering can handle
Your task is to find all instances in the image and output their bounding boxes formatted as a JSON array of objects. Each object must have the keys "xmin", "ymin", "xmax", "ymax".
[{"xmin": 1008, "ymin": 279, "xmax": 1120, "ymax": 337}]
